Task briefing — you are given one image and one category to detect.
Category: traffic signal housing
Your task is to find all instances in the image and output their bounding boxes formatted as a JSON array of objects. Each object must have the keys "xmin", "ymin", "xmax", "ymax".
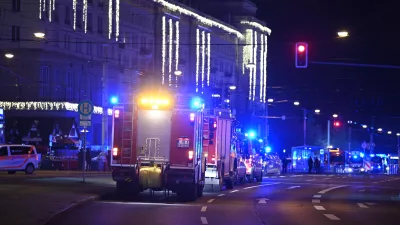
[{"xmin": 295, "ymin": 42, "xmax": 308, "ymax": 68}]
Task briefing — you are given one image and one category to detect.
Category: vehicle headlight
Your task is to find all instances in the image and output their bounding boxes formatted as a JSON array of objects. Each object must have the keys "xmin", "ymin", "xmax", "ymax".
[{"xmin": 360, "ymin": 168, "xmax": 365, "ymax": 172}]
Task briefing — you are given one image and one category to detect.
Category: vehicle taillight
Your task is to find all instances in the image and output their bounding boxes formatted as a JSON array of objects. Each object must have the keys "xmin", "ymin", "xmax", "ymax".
[
  {"xmin": 114, "ymin": 110, "xmax": 120, "ymax": 118},
  {"xmin": 246, "ymin": 167, "xmax": 252, "ymax": 174},
  {"xmin": 189, "ymin": 113, "xmax": 195, "ymax": 122},
  {"xmin": 188, "ymin": 150, "xmax": 194, "ymax": 161},
  {"xmin": 113, "ymin": 147, "xmax": 118, "ymax": 156}
]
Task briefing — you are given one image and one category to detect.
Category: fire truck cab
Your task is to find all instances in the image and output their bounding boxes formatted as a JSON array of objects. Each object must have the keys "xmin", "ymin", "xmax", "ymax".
[{"xmin": 111, "ymin": 90, "xmax": 205, "ymax": 201}]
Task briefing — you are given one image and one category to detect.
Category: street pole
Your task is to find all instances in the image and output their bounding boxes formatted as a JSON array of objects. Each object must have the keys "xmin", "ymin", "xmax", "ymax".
[
  {"xmin": 327, "ymin": 120, "xmax": 331, "ymax": 172},
  {"xmin": 347, "ymin": 126, "xmax": 352, "ymax": 166},
  {"xmin": 102, "ymin": 45, "xmax": 109, "ymax": 152},
  {"xmin": 303, "ymin": 109, "xmax": 307, "ymax": 147},
  {"xmin": 82, "ymin": 127, "xmax": 86, "ymax": 183},
  {"xmin": 398, "ymin": 136, "xmax": 400, "ymax": 174}
]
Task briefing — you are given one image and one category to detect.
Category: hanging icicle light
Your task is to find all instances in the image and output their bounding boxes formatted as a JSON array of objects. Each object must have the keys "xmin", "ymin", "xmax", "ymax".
[
  {"xmin": 53, "ymin": 0, "xmax": 55, "ymax": 10},
  {"xmin": 249, "ymin": 30, "xmax": 254, "ymax": 100},
  {"xmin": 195, "ymin": 29, "xmax": 200, "ymax": 92},
  {"xmin": 108, "ymin": 0, "xmax": 113, "ymax": 39},
  {"xmin": 260, "ymin": 34, "xmax": 264, "ymax": 102},
  {"xmin": 243, "ymin": 29, "xmax": 252, "ymax": 75},
  {"xmin": 161, "ymin": 16, "xmax": 166, "ymax": 85},
  {"xmin": 201, "ymin": 31, "xmax": 205, "ymax": 92},
  {"xmin": 49, "ymin": 0, "xmax": 52, "ymax": 22},
  {"xmin": 207, "ymin": 32, "xmax": 211, "ymax": 87},
  {"xmin": 115, "ymin": 0, "xmax": 120, "ymax": 41},
  {"xmin": 263, "ymin": 35, "xmax": 268, "ymax": 103},
  {"xmin": 83, "ymin": 0, "xmax": 88, "ymax": 33},
  {"xmin": 73, "ymin": 0, "xmax": 77, "ymax": 30},
  {"xmin": 175, "ymin": 21, "xmax": 180, "ymax": 88},
  {"xmin": 168, "ymin": 19, "xmax": 173, "ymax": 86},
  {"xmin": 253, "ymin": 31, "xmax": 257, "ymax": 101}
]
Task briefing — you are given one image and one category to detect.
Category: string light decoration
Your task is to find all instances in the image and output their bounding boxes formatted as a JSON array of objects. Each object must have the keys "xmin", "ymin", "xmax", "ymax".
[
  {"xmin": 115, "ymin": 0, "xmax": 120, "ymax": 41},
  {"xmin": 43, "ymin": 0, "xmax": 46, "ymax": 11},
  {"xmin": 175, "ymin": 21, "xmax": 180, "ymax": 88},
  {"xmin": 49, "ymin": 0, "xmax": 52, "ymax": 22},
  {"xmin": 73, "ymin": 0, "xmax": 77, "ymax": 30},
  {"xmin": 153, "ymin": 0, "xmax": 242, "ymax": 38},
  {"xmin": 161, "ymin": 16, "xmax": 166, "ymax": 85},
  {"xmin": 263, "ymin": 35, "xmax": 268, "ymax": 103},
  {"xmin": 195, "ymin": 29, "xmax": 200, "ymax": 92},
  {"xmin": 207, "ymin": 32, "xmax": 211, "ymax": 87},
  {"xmin": 53, "ymin": 0, "xmax": 55, "ymax": 10},
  {"xmin": 168, "ymin": 19, "xmax": 173, "ymax": 86},
  {"xmin": 253, "ymin": 31, "xmax": 257, "ymax": 101},
  {"xmin": 240, "ymin": 21, "xmax": 272, "ymax": 35},
  {"xmin": 249, "ymin": 30, "xmax": 254, "ymax": 100},
  {"xmin": 39, "ymin": 0, "xmax": 42, "ymax": 19},
  {"xmin": 201, "ymin": 31, "xmax": 205, "ymax": 92},
  {"xmin": 83, "ymin": 0, "xmax": 88, "ymax": 33},
  {"xmin": 108, "ymin": 0, "xmax": 113, "ymax": 39},
  {"xmin": 243, "ymin": 29, "xmax": 252, "ymax": 75},
  {"xmin": 260, "ymin": 34, "xmax": 264, "ymax": 102},
  {"xmin": 0, "ymin": 102, "xmax": 112, "ymax": 116}
]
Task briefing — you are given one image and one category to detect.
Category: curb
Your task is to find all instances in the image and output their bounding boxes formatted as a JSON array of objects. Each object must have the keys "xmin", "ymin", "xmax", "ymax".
[{"xmin": 41, "ymin": 195, "xmax": 101, "ymax": 225}]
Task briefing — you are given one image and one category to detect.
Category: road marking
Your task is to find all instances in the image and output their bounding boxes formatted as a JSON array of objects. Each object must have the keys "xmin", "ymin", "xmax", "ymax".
[
  {"xmin": 230, "ymin": 190, "xmax": 239, "ymax": 193},
  {"xmin": 201, "ymin": 217, "xmax": 208, "ymax": 224},
  {"xmin": 312, "ymin": 199, "xmax": 320, "ymax": 203},
  {"xmin": 217, "ymin": 194, "xmax": 225, "ymax": 197},
  {"xmin": 306, "ymin": 179, "xmax": 316, "ymax": 181},
  {"xmin": 314, "ymin": 205, "xmax": 326, "ymax": 210},
  {"xmin": 318, "ymin": 185, "xmax": 347, "ymax": 194},
  {"xmin": 207, "ymin": 199, "xmax": 215, "ymax": 203},
  {"xmin": 366, "ymin": 202, "xmax": 376, "ymax": 205},
  {"xmin": 258, "ymin": 198, "xmax": 269, "ymax": 203},
  {"xmin": 279, "ymin": 176, "xmax": 286, "ymax": 177},
  {"xmin": 243, "ymin": 182, "xmax": 280, "ymax": 189},
  {"xmin": 313, "ymin": 195, "xmax": 322, "ymax": 198},
  {"xmin": 323, "ymin": 178, "xmax": 331, "ymax": 180},
  {"xmin": 324, "ymin": 214, "xmax": 341, "ymax": 220},
  {"xmin": 373, "ymin": 182, "xmax": 378, "ymax": 184},
  {"xmin": 358, "ymin": 189, "xmax": 366, "ymax": 192},
  {"xmin": 287, "ymin": 186, "xmax": 300, "ymax": 189},
  {"xmin": 244, "ymin": 186, "xmax": 257, "ymax": 189},
  {"xmin": 201, "ymin": 206, "xmax": 207, "ymax": 212},
  {"xmin": 357, "ymin": 203, "xmax": 369, "ymax": 208}
]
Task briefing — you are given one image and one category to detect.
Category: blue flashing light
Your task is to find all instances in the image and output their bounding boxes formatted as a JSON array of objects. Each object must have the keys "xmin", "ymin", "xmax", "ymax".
[
  {"xmin": 258, "ymin": 139, "xmax": 263, "ymax": 143},
  {"xmin": 266, "ymin": 146, "xmax": 271, "ymax": 153},
  {"xmin": 190, "ymin": 97, "xmax": 203, "ymax": 109},
  {"xmin": 244, "ymin": 133, "xmax": 248, "ymax": 137},
  {"xmin": 110, "ymin": 96, "xmax": 119, "ymax": 104},
  {"xmin": 353, "ymin": 155, "xmax": 358, "ymax": 159},
  {"xmin": 360, "ymin": 152, "xmax": 364, "ymax": 158},
  {"xmin": 370, "ymin": 154, "xmax": 375, "ymax": 157},
  {"xmin": 248, "ymin": 131, "xmax": 256, "ymax": 139}
]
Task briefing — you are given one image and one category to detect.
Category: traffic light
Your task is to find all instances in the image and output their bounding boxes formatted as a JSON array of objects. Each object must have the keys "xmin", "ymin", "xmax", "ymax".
[
  {"xmin": 334, "ymin": 121, "xmax": 340, "ymax": 127},
  {"xmin": 295, "ymin": 42, "xmax": 308, "ymax": 68}
]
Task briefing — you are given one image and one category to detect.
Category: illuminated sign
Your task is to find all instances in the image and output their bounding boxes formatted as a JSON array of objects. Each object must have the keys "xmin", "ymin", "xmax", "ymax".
[{"xmin": 177, "ymin": 137, "xmax": 190, "ymax": 148}]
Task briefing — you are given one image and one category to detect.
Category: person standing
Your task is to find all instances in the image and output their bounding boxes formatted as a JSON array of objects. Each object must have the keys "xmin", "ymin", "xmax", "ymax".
[
  {"xmin": 85, "ymin": 148, "xmax": 91, "ymax": 171},
  {"xmin": 308, "ymin": 156, "xmax": 314, "ymax": 173}
]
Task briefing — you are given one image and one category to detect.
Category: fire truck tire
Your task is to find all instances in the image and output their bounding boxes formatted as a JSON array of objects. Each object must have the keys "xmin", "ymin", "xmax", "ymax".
[
  {"xmin": 256, "ymin": 172, "xmax": 263, "ymax": 182},
  {"xmin": 197, "ymin": 184, "xmax": 204, "ymax": 197},
  {"xmin": 225, "ymin": 178, "xmax": 234, "ymax": 189},
  {"xmin": 248, "ymin": 174, "xmax": 254, "ymax": 183}
]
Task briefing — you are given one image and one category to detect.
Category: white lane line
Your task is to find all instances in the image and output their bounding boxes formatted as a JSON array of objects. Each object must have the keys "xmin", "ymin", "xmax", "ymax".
[
  {"xmin": 312, "ymin": 199, "xmax": 320, "ymax": 204},
  {"xmin": 243, "ymin": 182, "xmax": 280, "ymax": 189},
  {"xmin": 201, "ymin": 206, "xmax": 207, "ymax": 212},
  {"xmin": 318, "ymin": 185, "xmax": 347, "ymax": 194},
  {"xmin": 357, "ymin": 203, "xmax": 369, "ymax": 208},
  {"xmin": 207, "ymin": 199, "xmax": 215, "ymax": 203},
  {"xmin": 244, "ymin": 186, "xmax": 257, "ymax": 189},
  {"xmin": 279, "ymin": 176, "xmax": 286, "ymax": 177},
  {"xmin": 314, "ymin": 205, "xmax": 326, "ymax": 210},
  {"xmin": 313, "ymin": 195, "xmax": 322, "ymax": 198},
  {"xmin": 217, "ymin": 194, "xmax": 225, "ymax": 197},
  {"xmin": 230, "ymin": 190, "xmax": 239, "ymax": 193},
  {"xmin": 306, "ymin": 179, "xmax": 316, "ymax": 181},
  {"xmin": 201, "ymin": 217, "xmax": 208, "ymax": 224},
  {"xmin": 358, "ymin": 189, "xmax": 366, "ymax": 192},
  {"xmin": 287, "ymin": 186, "xmax": 301, "ymax": 189},
  {"xmin": 366, "ymin": 202, "xmax": 376, "ymax": 205},
  {"xmin": 324, "ymin": 214, "xmax": 341, "ymax": 220},
  {"xmin": 323, "ymin": 178, "xmax": 331, "ymax": 180}
]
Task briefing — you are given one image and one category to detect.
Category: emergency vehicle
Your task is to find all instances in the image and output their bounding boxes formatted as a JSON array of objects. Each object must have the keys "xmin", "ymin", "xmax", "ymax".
[
  {"xmin": 241, "ymin": 139, "xmax": 263, "ymax": 182},
  {"xmin": 111, "ymin": 90, "xmax": 205, "ymax": 201},
  {"xmin": 204, "ymin": 109, "xmax": 245, "ymax": 190}
]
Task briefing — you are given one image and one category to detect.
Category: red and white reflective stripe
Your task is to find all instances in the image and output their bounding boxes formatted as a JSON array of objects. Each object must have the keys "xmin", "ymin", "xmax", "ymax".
[{"xmin": 364, "ymin": 161, "xmax": 371, "ymax": 170}]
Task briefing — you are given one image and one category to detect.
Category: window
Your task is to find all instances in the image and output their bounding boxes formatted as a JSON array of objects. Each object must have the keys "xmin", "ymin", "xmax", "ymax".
[
  {"xmin": 12, "ymin": 0, "xmax": 21, "ymax": 12},
  {"xmin": 10, "ymin": 146, "xmax": 33, "ymax": 155},
  {"xmin": 65, "ymin": 6, "xmax": 71, "ymax": 25},
  {"xmin": 40, "ymin": 66, "xmax": 50, "ymax": 98},
  {"xmin": 0, "ymin": 147, "xmax": 8, "ymax": 156},
  {"xmin": 11, "ymin": 26, "xmax": 20, "ymax": 41},
  {"xmin": 87, "ymin": 13, "xmax": 93, "ymax": 31},
  {"xmin": 97, "ymin": 16, "xmax": 103, "ymax": 34}
]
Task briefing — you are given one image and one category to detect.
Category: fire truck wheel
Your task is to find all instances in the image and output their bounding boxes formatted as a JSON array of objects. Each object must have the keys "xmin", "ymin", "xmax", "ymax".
[
  {"xmin": 225, "ymin": 178, "xmax": 234, "ymax": 189},
  {"xmin": 248, "ymin": 174, "xmax": 254, "ymax": 183},
  {"xmin": 197, "ymin": 184, "xmax": 204, "ymax": 197},
  {"xmin": 256, "ymin": 172, "xmax": 263, "ymax": 182}
]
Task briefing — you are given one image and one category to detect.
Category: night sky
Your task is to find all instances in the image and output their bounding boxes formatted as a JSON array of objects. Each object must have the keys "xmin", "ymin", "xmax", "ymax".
[{"xmin": 252, "ymin": 0, "xmax": 400, "ymax": 153}]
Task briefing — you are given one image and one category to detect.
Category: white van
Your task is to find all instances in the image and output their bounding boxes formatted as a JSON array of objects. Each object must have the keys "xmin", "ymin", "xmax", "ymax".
[{"xmin": 0, "ymin": 144, "xmax": 39, "ymax": 174}]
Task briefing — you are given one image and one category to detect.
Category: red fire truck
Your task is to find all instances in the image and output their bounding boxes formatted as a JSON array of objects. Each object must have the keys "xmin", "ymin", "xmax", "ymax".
[{"xmin": 111, "ymin": 90, "xmax": 205, "ymax": 201}]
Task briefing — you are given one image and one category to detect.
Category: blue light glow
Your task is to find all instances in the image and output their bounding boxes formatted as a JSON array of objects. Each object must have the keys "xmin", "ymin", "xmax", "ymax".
[
  {"xmin": 258, "ymin": 139, "xmax": 263, "ymax": 143},
  {"xmin": 190, "ymin": 97, "xmax": 203, "ymax": 109},
  {"xmin": 266, "ymin": 146, "xmax": 271, "ymax": 153},
  {"xmin": 248, "ymin": 131, "xmax": 256, "ymax": 139},
  {"xmin": 353, "ymin": 155, "xmax": 358, "ymax": 159},
  {"xmin": 110, "ymin": 96, "xmax": 118, "ymax": 104},
  {"xmin": 360, "ymin": 152, "xmax": 364, "ymax": 158}
]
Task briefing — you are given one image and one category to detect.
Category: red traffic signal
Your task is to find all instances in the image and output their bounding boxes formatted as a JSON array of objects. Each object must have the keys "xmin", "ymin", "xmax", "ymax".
[
  {"xmin": 334, "ymin": 121, "xmax": 340, "ymax": 127},
  {"xmin": 295, "ymin": 42, "xmax": 308, "ymax": 68}
]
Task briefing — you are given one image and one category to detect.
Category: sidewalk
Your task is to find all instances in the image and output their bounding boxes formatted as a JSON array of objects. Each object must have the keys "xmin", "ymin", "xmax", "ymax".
[{"xmin": 0, "ymin": 175, "xmax": 114, "ymax": 225}]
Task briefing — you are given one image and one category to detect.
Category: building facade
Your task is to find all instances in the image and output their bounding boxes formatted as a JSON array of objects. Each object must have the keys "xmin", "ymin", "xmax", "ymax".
[{"xmin": 0, "ymin": 0, "xmax": 271, "ymax": 145}]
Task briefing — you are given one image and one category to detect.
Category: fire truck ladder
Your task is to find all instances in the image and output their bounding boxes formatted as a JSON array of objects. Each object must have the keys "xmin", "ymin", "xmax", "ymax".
[{"xmin": 122, "ymin": 104, "xmax": 135, "ymax": 166}]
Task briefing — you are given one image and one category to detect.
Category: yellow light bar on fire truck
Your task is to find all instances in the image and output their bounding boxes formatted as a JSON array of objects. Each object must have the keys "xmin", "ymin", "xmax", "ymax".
[{"xmin": 137, "ymin": 94, "xmax": 173, "ymax": 110}]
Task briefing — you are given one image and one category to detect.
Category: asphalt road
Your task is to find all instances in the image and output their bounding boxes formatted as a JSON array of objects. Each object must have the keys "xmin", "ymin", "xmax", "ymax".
[{"xmin": 41, "ymin": 174, "xmax": 400, "ymax": 225}]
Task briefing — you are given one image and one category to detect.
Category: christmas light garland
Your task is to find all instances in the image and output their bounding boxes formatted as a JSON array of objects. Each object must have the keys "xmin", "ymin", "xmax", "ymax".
[
  {"xmin": 240, "ymin": 21, "xmax": 272, "ymax": 35},
  {"xmin": 207, "ymin": 32, "xmax": 211, "ymax": 87},
  {"xmin": 249, "ymin": 30, "xmax": 254, "ymax": 100},
  {"xmin": 39, "ymin": 0, "xmax": 42, "ymax": 19},
  {"xmin": 201, "ymin": 30, "xmax": 205, "ymax": 92},
  {"xmin": 253, "ymin": 31, "xmax": 257, "ymax": 101},
  {"xmin": 83, "ymin": 0, "xmax": 88, "ymax": 33},
  {"xmin": 243, "ymin": 29, "xmax": 252, "ymax": 75},
  {"xmin": 73, "ymin": 0, "xmax": 77, "ymax": 30},
  {"xmin": 108, "ymin": 0, "xmax": 113, "ymax": 39},
  {"xmin": 153, "ymin": 0, "xmax": 242, "ymax": 38},
  {"xmin": 115, "ymin": 0, "xmax": 120, "ymax": 41},
  {"xmin": 168, "ymin": 19, "xmax": 173, "ymax": 86},
  {"xmin": 263, "ymin": 35, "xmax": 268, "ymax": 103},
  {"xmin": 161, "ymin": 16, "xmax": 166, "ymax": 85},
  {"xmin": 0, "ymin": 102, "xmax": 112, "ymax": 116},
  {"xmin": 260, "ymin": 34, "xmax": 264, "ymax": 102},
  {"xmin": 195, "ymin": 28, "xmax": 200, "ymax": 92},
  {"xmin": 53, "ymin": 0, "xmax": 55, "ymax": 10},
  {"xmin": 175, "ymin": 21, "xmax": 180, "ymax": 88},
  {"xmin": 49, "ymin": 0, "xmax": 52, "ymax": 22}
]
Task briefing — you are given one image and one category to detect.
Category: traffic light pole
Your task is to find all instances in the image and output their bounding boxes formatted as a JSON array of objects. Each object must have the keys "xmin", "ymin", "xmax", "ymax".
[
  {"xmin": 303, "ymin": 109, "xmax": 307, "ymax": 147},
  {"xmin": 102, "ymin": 45, "xmax": 109, "ymax": 152},
  {"xmin": 327, "ymin": 120, "xmax": 331, "ymax": 172}
]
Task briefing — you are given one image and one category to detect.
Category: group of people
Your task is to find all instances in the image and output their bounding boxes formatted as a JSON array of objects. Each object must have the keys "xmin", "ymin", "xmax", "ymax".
[{"xmin": 308, "ymin": 156, "xmax": 321, "ymax": 173}]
